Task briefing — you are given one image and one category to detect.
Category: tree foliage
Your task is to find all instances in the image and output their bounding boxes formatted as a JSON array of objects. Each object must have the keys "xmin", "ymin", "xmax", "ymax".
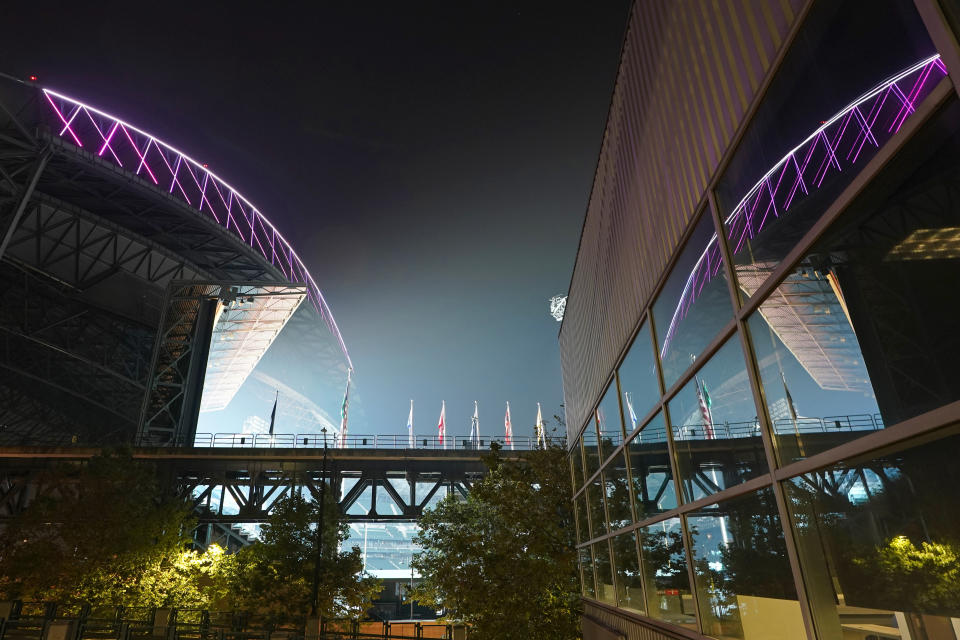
[
  {"xmin": 0, "ymin": 453, "xmax": 379, "ymax": 620},
  {"xmin": 0, "ymin": 450, "xmax": 205, "ymax": 605},
  {"xmin": 228, "ymin": 491, "xmax": 381, "ymax": 625},
  {"xmin": 411, "ymin": 442, "xmax": 580, "ymax": 640}
]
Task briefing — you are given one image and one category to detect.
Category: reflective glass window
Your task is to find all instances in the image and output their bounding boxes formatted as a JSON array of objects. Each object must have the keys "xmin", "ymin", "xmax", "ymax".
[
  {"xmin": 582, "ymin": 419, "xmax": 600, "ymax": 480},
  {"xmin": 602, "ymin": 451, "xmax": 633, "ymax": 531},
  {"xmin": 597, "ymin": 382, "xmax": 625, "ymax": 450},
  {"xmin": 612, "ymin": 531, "xmax": 645, "ymax": 614},
  {"xmin": 579, "ymin": 546, "xmax": 595, "ymax": 599},
  {"xmin": 627, "ymin": 412, "xmax": 678, "ymax": 519},
  {"xmin": 587, "ymin": 475, "xmax": 606, "ymax": 539},
  {"xmin": 570, "ymin": 441, "xmax": 585, "ymax": 492},
  {"xmin": 785, "ymin": 429, "xmax": 960, "ymax": 639},
  {"xmin": 668, "ymin": 338, "xmax": 767, "ymax": 503},
  {"xmin": 618, "ymin": 321, "xmax": 660, "ymax": 433},
  {"xmin": 575, "ymin": 493, "xmax": 589, "ymax": 545},
  {"xmin": 748, "ymin": 98, "xmax": 960, "ymax": 465},
  {"xmin": 639, "ymin": 517, "xmax": 697, "ymax": 630},
  {"xmin": 653, "ymin": 212, "xmax": 734, "ymax": 389},
  {"xmin": 715, "ymin": 0, "xmax": 939, "ymax": 305},
  {"xmin": 594, "ymin": 540, "xmax": 617, "ymax": 606},
  {"xmin": 687, "ymin": 488, "xmax": 800, "ymax": 640}
]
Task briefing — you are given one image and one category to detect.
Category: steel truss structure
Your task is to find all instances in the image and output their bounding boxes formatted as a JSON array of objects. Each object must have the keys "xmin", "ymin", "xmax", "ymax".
[
  {"xmin": 0, "ymin": 76, "xmax": 350, "ymax": 446},
  {"xmin": 0, "ymin": 447, "xmax": 505, "ymax": 526}
]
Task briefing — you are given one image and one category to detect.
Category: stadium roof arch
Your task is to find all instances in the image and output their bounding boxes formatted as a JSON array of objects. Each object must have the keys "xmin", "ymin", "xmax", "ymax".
[{"xmin": 0, "ymin": 75, "xmax": 352, "ymax": 446}]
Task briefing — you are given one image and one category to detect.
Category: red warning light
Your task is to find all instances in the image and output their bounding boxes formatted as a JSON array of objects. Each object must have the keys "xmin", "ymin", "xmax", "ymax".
[
  {"xmin": 202, "ymin": 163, "xmax": 209, "ymax": 168},
  {"xmin": 28, "ymin": 75, "xmax": 38, "ymax": 82}
]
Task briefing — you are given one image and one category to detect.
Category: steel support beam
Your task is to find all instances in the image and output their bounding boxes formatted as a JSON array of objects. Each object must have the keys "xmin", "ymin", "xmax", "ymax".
[{"xmin": 0, "ymin": 146, "xmax": 50, "ymax": 261}]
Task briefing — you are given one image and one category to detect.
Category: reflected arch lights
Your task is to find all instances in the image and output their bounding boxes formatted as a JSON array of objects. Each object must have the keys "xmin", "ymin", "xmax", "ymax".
[{"xmin": 660, "ymin": 54, "xmax": 948, "ymax": 358}]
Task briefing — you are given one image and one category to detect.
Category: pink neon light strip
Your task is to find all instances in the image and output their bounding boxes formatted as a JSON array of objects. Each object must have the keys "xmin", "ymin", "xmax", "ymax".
[
  {"xmin": 44, "ymin": 93, "xmax": 83, "ymax": 147},
  {"xmin": 659, "ymin": 55, "xmax": 946, "ymax": 359},
  {"xmin": 40, "ymin": 88, "xmax": 355, "ymax": 368}
]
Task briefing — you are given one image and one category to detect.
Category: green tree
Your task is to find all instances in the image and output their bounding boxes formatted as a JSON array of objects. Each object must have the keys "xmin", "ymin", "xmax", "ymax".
[
  {"xmin": 0, "ymin": 450, "xmax": 199, "ymax": 605},
  {"xmin": 229, "ymin": 491, "xmax": 381, "ymax": 626},
  {"xmin": 411, "ymin": 441, "xmax": 580, "ymax": 640}
]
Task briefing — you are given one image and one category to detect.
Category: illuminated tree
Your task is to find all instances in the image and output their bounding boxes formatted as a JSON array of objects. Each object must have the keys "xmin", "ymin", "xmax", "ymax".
[
  {"xmin": 0, "ymin": 451, "xmax": 198, "ymax": 604},
  {"xmin": 411, "ymin": 438, "xmax": 580, "ymax": 640},
  {"xmin": 229, "ymin": 492, "xmax": 381, "ymax": 625}
]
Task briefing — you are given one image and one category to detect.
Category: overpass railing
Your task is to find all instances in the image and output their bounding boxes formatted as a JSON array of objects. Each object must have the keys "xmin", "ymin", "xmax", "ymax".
[
  {"xmin": 191, "ymin": 433, "xmax": 564, "ymax": 451},
  {"xmin": 589, "ymin": 412, "xmax": 885, "ymax": 449}
]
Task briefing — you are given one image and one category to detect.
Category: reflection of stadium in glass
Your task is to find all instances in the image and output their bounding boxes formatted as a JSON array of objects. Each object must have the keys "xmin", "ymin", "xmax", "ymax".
[{"xmin": 562, "ymin": 0, "xmax": 960, "ymax": 637}]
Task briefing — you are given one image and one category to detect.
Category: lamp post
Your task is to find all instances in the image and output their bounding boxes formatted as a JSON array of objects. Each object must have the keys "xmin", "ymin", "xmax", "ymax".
[{"xmin": 309, "ymin": 426, "xmax": 329, "ymax": 619}]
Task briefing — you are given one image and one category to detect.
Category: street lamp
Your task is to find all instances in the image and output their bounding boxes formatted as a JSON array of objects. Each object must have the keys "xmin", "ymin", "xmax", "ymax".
[{"xmin": 309, "ymin": 426, "xmax": 329, "ymax": 618}]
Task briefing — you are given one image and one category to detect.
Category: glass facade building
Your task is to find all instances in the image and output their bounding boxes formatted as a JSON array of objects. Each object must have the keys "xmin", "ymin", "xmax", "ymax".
[{"xmin": 561, "ymin": 1, "xmax": 960, "ymax": 639}]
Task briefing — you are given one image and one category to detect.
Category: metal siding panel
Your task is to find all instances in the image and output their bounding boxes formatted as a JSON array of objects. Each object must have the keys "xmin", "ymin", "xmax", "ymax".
[{"xmin": 561, "ymin": 1, "xmax": 804, "ymax": 442}]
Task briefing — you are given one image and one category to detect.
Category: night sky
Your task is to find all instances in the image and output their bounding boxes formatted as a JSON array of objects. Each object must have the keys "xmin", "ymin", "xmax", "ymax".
[{"xmin": 1, "ymin": 2, "xmax": 630, "ymax": 439}]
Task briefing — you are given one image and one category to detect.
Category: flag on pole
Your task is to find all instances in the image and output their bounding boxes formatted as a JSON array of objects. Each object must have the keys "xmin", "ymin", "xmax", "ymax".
[
  {"xmin": 437, "ymin": 400, "xmax": 446, "ymax": 449},
  {"xmin": 338, "ymin": 368, "xmax": 352, "ymax": 448},
  {"xmin": 504, "ymin": 402, "xmax": 513, "ymax": 450},
  {"xmin": 695, "ymin": 375, "xmax": 715, "ymax": 439},
  {"xmin": 624, "ymin": 391, "xmax": 639, "ymax": 437},
  {"xmin": 470, "ymin": 401, "xmax": 479, "ymax": 448},
  {"xmin": 407, "ymin": 399, "xmax": 414, "ymax": 449},
  {"xmin": 535, "ymin": 402, "xmax": 544, "ymax": 449},
  {"xmin": 269, "ymin": 389, "xmax": 278, "ymax": 436}
]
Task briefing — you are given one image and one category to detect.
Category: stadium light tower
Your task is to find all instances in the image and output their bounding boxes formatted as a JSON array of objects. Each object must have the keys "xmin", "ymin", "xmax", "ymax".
[{"xmin": 549, "ymin": 295, "xmax": 567, "ymax": 322}]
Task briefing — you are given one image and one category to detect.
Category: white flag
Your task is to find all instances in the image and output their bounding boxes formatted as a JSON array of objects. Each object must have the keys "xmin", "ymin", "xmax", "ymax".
[
  {"xmin": 504, "ymin": 401, "xmax": 513, "ymax": 450},
  {"xmin": 470, "ymin": 400, "xmax": 480, "ymax": 448},
  {"xmin": 407, "ymin": 399, "xmax": 414, "ymax": 448},
  {"xmin": 536, "ymin": 402, "xmax": 544, "ymax": 449}
]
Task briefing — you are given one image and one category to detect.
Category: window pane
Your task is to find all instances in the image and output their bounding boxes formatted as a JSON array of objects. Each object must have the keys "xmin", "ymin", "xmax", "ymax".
[
  {"xmin": 594, "ymin": 540, "xmax": 616, "ymax": 606},
  {"xmin": 785, "ymin": 430, "xmax": 960, "ymax": 638},
  {"xmin": 618, "ymin": 321, "xmax": 660, "ymax": 432},
  {"xmin": 579, "ymin": 546, "xmax": 595, "ymax": 599},
  {"xmin": 639, "ymin": 517, "xmax": 697, "ymax": 630},
  {"xmin": 612, "ymin": 531, "xmax": 645, "ymax": 614},
  {"xmin": 748, "ymin": 98, "xmax": 960, "ymax": 466},
  {"xmin": 653, "ymin": 212, "xmax": 734, "ymax": 389},
  {"xmin": 627, "ymin": 411, "xmax": 678, "ymax": 518},
  {"xmin": 570, "ymin": 442, "xmax": 584, "ymax": 492},
  {"xmin": 715, "ymin": 0, "xmax": 939, "ymax": 305},
  {"xmin": 668, "ymin": 338, "xmax": 768, "ymax": 503},
  {"xmin": 587, "ymin": 475, "xmax": 606, "ymax": 539},
  {"xmin": 575, "ymin": 493, "xmax": 589, "ymax": 546},
  {"xmin": 597, "ymin": 382, "xmax": 625, "ymax": 451},
  {"xmin": 582, "ymin": 420, "xmax": 600, "ymax": 480},
  {"xmin": 602, "ymin": 450, "xmax": 633, "ymax": 531},
  {"xmin": 688, "ymin": 488, "xmax": 800, "ymax": 640}
]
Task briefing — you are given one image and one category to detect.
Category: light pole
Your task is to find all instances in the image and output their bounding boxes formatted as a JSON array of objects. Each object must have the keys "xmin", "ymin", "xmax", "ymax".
[{"xmin": 309, "ymin": 426, "xmax": 329, "ymax": 618}]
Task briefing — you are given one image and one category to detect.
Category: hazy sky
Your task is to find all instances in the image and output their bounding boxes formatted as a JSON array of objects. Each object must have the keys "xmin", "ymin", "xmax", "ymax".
[{"xmin": 2, "ymin": 2, "xmax": 630, "ymax": 440}]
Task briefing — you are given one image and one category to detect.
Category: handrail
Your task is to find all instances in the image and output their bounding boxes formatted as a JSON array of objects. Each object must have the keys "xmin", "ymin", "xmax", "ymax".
[{"xmin": 190, "ymin": 432, "xmax": 565, "ymax": 451}]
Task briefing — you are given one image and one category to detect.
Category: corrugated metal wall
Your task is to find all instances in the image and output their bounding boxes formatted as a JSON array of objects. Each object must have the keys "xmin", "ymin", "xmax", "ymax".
[
  {"xmin": 560, "ymin": 0, "xmax": 808, "ymax": 443},
  {"xmin": 583, "ymin": 602, "xmax": 686, "ymax": 640}
]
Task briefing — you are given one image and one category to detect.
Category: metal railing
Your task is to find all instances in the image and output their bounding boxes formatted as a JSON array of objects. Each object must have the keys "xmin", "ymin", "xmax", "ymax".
[
  {"xmin": 191, "ymin": 433, "xmax": 563, "ymax": 451},
  {"xmin": 0, "ymin": 604, "xmax": 466, "ymax": 640},
  {"xmin": 581, "ymin": 412, "xmax": 885, "ymax": 449}
]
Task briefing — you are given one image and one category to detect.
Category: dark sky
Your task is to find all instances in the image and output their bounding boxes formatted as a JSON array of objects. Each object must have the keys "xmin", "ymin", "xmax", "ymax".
[{"xmin": 1, "ymin": 2, "xmax": 630, "ymax": 439}]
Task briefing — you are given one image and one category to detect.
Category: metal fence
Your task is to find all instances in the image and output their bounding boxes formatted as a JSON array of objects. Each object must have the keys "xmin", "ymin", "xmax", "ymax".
[
  {"xmin": 190, "ymin": 433, "xmax": 563, "ymax": 451},
  {"xmin": 591, "ymin": 412, "xmax": 885, "ymax": 450},
  {"xmin": 0, "ymin": 603, "xmax": 466, "ymax": 640}
]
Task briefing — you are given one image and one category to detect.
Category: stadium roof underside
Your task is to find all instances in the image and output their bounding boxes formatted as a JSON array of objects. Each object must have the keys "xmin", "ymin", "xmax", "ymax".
[{"xmin": 0, "ymin": 76, "xmax": 350, "ymax": 446}]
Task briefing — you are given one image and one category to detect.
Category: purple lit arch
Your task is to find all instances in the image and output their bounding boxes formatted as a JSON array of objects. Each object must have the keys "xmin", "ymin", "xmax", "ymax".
[
  {"xmin": 42, "ymin": 89, "xmax": 353, "ymax": 370},
  {"xmin": 660, "ymin": 54, "xmax": 948, "ymax": 358}
]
